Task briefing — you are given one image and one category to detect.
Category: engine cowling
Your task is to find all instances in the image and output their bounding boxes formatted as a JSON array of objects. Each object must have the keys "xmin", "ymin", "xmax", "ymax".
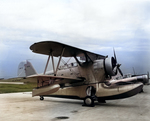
[{"xmin": 104, "ymin": 57, "xmax": 117, "ymax": 76}]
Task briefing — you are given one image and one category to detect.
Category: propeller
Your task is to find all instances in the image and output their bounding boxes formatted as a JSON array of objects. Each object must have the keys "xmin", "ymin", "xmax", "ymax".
[{"xmin": 113, "ymin": 48, "xmax": 123, "ymax": 76}]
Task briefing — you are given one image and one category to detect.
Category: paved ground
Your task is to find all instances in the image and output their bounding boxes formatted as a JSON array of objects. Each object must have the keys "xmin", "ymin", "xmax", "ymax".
[{"xmin": 0, "ymin": 85, "xmax": 150, "ymax": 121}]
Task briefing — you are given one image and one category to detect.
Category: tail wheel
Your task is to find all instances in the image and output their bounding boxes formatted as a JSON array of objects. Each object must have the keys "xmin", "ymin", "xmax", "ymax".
[
  {"xmin": 40, "ymin": 96, "xmax": 44, "ymax": 100},
  {"xmin": 84, "ymin": 96, "xmax": 95, "ymax": 107}
]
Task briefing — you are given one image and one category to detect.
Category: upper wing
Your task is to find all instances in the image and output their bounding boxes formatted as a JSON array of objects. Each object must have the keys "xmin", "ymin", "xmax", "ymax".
[
  {"xmin": 27, "ymin": 74, "xmax": 84, "ymax": 85},
  {"xmin": 30, "ymin": 41, "xmax": 105, "ymax": 61}
]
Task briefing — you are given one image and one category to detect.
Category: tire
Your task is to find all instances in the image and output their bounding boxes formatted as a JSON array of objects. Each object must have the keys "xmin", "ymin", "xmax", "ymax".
[
  {"xmin": 84, "ymin": 96, "xmax": 95, "ymax": 107},
  {"xmin": 40, "ymin": 96, "xmax": 44, "ymax": 100}
]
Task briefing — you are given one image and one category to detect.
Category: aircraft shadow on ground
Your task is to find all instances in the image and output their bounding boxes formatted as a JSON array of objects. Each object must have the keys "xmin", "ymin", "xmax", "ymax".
[
  {"xmin": 95, "ymin": 102, "xmax": 137, "ymax": 108},
  {"xmin": 42, "ymin": 98, "xmax": 138, "ymax": 108},
  {"xmin": 43, "ymin": 98, "xmax": 83, "ymax": 105}
]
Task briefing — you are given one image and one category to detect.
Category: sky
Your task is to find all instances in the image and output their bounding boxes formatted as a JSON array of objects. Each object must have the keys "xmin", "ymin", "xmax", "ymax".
[{"xmin": 0, "ymin": 0, "xmax": 150, "ymax": 78}]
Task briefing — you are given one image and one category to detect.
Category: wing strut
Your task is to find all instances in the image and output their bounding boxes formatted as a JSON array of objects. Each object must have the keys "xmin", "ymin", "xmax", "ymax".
[
  {"xmin": 74, "ymin": 52, "xmax": 93, "ymax": 67},
  {"xmin": 84, "ymin": 52, "xmax": 93, "ymax": 63},
  {"xmin": 44, "ymin": 53, "xmax": 51, "ymax": 74},
  {"xmin": 74, "ymin": 56, "xmax": 82, "ymax": 66},
  {"xmin": 51, "ymin": 52, "xmax": 55, "ymax": 74},
  {"xmin": 43, "ymin": 47, "xmax": 65, "ymax": 76},
  {"xmin": 55, "ymin": 47, "xmax": 65, "ymax": 76}
]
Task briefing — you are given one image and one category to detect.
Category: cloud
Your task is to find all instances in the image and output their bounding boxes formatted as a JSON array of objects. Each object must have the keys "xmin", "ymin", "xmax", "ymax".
[
  {"xmin": 0, "ymin": 0, "xmax": 150, "ymax": 42},
  {"xmin": 0, "ymin": 0, "xmax": 150, "ymax": 78}
]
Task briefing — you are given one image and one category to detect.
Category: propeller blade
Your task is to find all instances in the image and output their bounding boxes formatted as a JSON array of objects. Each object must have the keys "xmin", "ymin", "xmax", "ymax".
[
  {"xmin": 117, "ymin": 64, "xmax": 121, "ymax": 68},
  {"xmin": 113, "ymin": 48, "xmax": 117, "ymax": 63},
  {"xmin": 113, "ymin": 66, "xmax": 118, "ymax": 75},
  {"xmin": 118, "ymin": 67, "xmax": 123, "ymax": 76}
]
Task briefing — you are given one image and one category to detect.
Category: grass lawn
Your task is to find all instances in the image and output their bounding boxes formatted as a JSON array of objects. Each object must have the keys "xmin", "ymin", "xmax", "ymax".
[{"xmin": 0, "ymin": 83, "xmax": 36, "ymax": 93}]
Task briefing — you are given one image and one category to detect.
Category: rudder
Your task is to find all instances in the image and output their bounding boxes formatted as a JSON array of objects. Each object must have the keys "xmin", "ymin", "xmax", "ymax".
[{"xmin": 17, "ymin": 60, "xmax": 37, "ymax": 77}]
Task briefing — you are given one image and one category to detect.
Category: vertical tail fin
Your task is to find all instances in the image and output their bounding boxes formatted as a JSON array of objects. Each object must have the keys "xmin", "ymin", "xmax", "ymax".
[{"xmin": 17, "ymin": 60, "xmax": 37, "ymax": 77}]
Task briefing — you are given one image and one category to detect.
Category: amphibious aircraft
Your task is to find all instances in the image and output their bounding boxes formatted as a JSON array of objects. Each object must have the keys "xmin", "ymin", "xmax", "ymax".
[{"xmin": 22, "ymin": 41, "xmax": 146, "ymax": 106}]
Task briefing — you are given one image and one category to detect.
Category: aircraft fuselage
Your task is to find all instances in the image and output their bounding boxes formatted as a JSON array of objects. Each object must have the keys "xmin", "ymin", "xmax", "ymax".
[{"xmin": 33, "ymin": 60, "xmax": 143, "ymax": 103}]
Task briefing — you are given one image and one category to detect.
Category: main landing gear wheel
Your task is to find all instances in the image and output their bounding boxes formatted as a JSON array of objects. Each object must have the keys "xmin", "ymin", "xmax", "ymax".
[
  {"xmin": 83, "ymin": 86, "xmax": 96, "ymax": 107},
  {"xmin": 40, "ymin": 96, "xmax": 44, "ymax": 101},
  {"xmin": 84, "ymin": 96, "xmax": 95, "ymax": 107}
]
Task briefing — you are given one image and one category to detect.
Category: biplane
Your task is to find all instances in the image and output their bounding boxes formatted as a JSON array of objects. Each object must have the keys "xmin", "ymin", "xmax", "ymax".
[{"xmin": 26, "ymin": 41, "xmax": 144, "ymax": 106}]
